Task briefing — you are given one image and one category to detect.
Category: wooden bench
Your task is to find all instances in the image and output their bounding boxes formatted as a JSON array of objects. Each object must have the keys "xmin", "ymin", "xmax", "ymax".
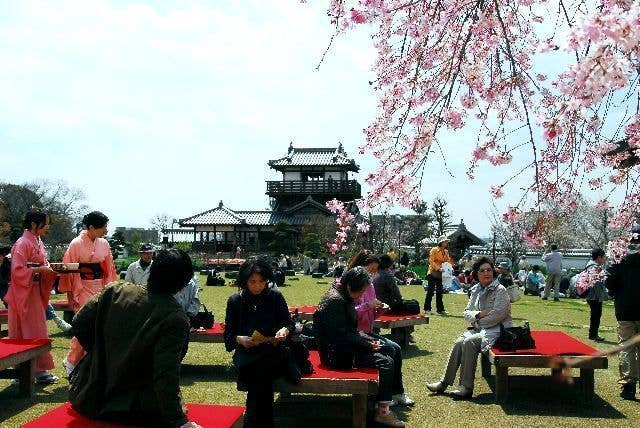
[
  {"xmin": 274, "ymin": 350, "xmax": 378, "ymax": 428},
  {"xmin": 0, "ymin": 338, "xmax": 52, "ymax": 397},
  {"xmin": 0, "ymin": 308, "xmax": 7, "ymax": 334},
  {"xmin": 188, "ymin": 324, "xmax": 379, "ymax": 428},
  {"xmin": 189, "ymin": 322, "xmax": 225, "ymax": 343},
  {"xmin": 21, "ymin": 402, "xmax": 245, "ymax": 427},
  {"xmin": 481, "ymin": 330, "xmax": 608, "ymax": 403},
  {"xmin": 291, "ymin": 305, "xmax": 429, "ymax": 347},
  {"xmin": 50, "ymin": 300, "xmax": 75, "ymax": 324}
]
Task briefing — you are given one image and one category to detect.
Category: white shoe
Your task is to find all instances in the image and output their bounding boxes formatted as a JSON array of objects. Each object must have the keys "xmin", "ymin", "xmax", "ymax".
[
  {"xmin": 391, "ymin": 393, "xmax": 415, "ymax": 406},
  {"xmin": 426, "ymin": 381, "xmax": 447, "ymax": 393},
  {"xmin": 451, "ymin": 385, "xmax": 473, "ymax": 399},
  {"xmin": 62, "ymin": 358, "xmax": 75, "ymax": 376}
]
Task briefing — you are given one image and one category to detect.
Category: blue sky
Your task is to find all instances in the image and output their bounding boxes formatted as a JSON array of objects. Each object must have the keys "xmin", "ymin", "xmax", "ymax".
[{"xmin": 0, "ymin": 0, "xmax": 588, "ymax": 238}]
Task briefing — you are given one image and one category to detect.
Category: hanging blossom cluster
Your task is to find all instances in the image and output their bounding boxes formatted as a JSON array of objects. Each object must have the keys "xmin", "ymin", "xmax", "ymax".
[{"xmin": 312, "ymin": 0, "xmax": 640, "ymax": 257}]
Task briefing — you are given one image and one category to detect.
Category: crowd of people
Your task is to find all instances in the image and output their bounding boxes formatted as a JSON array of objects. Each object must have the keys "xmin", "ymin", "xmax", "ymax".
[{"xmin": 1, "ymin": 207, "xmax": 639, "ymax": 427}]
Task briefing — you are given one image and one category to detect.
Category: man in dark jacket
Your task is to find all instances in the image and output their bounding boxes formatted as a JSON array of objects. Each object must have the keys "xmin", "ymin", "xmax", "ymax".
[
  {"xmin": 69, "ymin": 249, "xmax": 200, "ymax": 428},
  {"xmin": 606, "ymin": 238, "xmax": 640, "ymax": 401}
]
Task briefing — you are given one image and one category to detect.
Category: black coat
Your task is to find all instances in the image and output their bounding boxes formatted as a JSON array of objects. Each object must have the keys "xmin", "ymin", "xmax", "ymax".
[
  {"xmin": 606, "ymin": 252, "xmax": 640, "ymax": 321},
  {"xmin": 70, "ymin": 282, "xmax": 190, "ymax": 428},
  {"xmin": 224, "ymin": 288, "xmax": 294, "ymax": 368},
  {"xmin": 313, "ymin": 284, "xmax": 371, "ymax": 352}
]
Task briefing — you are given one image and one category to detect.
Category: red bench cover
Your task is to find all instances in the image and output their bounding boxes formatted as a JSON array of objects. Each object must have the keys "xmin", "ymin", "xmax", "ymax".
[
  {"xmin": 291, "ymin": 305, "xmax": 426, "ymax": 324},
  {"xmin": 0, "ymin": 309, "xmax": 7, "ymax": 316},
  {"xmin": 306, "ymin": 350, "xmax": 377, "ymax": 380},
  {"xmin": 21, "ymin": 403, "xmax": 245, "ymax": 428},
  {"xmin": 290, "ymin": 305, "xmax": 317, "ymax": 315},
  {"xmin": 375, "ymin": 314, "xmax": 426, "ymax": 322},
  {"xmin": 492, "ymin": 331, "xmax": 600, "ymax": 356},
  {"xmin": 191, "ymin": 322, "xmax": 225, "ymax": 337},
  {"xmin": 50, "ymin": 300, "xmax": 71, "ymax": 310},
  {"xmin": 0, "ymin": 338, "xmax": 51, "ymax": 360}
]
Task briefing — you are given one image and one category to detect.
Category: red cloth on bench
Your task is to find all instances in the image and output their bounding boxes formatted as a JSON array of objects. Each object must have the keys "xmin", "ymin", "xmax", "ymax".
[
  {"xmin": 0, "ymin": 309, "xmax": 8, "ymax": 316},
  {"xmin": 50, "ymin": 300, "xmax": 70, "ymax": 310},
  {"xmin": 491, "ymin": 330, "xmax": 600, "ymax": 356},
  {"xmin": 305, "ymin": 350, "xmax": 378, "ymax": 380},
  {"xmin": 0, "ymin": 338, "xmax": 51, "ymax": 360},
  {"xmin": 21, "ymin": 402, "xmax": 245, "ymax": 428},
  {"xmin": 192, "ymin": 322, "xmax": 225, "ymax": 337},
  {"xmin": 290, "ymin": 305, "xmax": 317, "ymax": 315},
  {"xmin": 375, "ymin": 314, "xmax": 426, "ymax": 322}
]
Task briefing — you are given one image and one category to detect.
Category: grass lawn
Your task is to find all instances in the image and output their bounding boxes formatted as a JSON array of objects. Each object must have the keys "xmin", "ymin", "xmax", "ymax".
[{"xmin": 1, "ymin": 274, "xmax": 637, "ymax": 427}]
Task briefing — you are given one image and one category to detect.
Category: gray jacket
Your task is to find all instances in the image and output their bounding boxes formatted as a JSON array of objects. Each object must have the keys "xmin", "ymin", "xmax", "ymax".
[{"xmin": 463, "ymin": 279, "xmax": 512, "ymax": 353}]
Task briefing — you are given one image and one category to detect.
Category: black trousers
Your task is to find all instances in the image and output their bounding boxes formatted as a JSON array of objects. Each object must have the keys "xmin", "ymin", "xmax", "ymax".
[
  {"xmin": 424, "ymin": 274, "xmax": 444, "ymax": 313},
  {"xmin": 237, "ymin": 349, "xmax": 287, "ymax": 428},
  {"xmin": 587, "ymin": 300, "xmax": 603, "ymax": 339}
]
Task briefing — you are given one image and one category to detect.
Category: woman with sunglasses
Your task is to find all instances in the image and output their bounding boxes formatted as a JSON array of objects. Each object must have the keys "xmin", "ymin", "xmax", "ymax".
[{"xmin": 427, "ymin": 256, "xmax": 512, "ymax": 398}]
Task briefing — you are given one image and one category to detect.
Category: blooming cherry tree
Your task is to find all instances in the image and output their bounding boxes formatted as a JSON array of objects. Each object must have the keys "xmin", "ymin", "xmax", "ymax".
[{"xmin": 313, "ymin": 0, "xmax": 640, "ymax": 261}]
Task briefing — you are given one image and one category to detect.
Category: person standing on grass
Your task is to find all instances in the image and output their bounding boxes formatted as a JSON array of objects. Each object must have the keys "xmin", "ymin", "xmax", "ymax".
[
  {"xmin": 605, "ymin": 234, "xmax": 640, "ymax": 401},
  {"xmin": 425, "ymin": 236, "xmax": 454, "ymax": 315},
  {"xmin": 583, "ymin": 248, "xmax": 608, "ymax": 342},
  {"xmin": 5, "ymin": 209, "xmax": 59, "ymax": 384},
  {"xmin": 541, "ymin": 244, "xmax": 563, "ymax": 301},
  {"xmin": 60, "ymin": 211, "xmax": 118, "ymax": 376}
]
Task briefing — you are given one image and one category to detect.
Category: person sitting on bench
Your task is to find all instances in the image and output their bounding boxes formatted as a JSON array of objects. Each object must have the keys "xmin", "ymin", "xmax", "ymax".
[
  {"xmin": 69, "ymin": 249, "xmax": 201, "ymax": 428},
  {"xmin": 224, "ymin": 258, "xmax": 294, "ymax": 428},
  {"xmin": 314, "ymin": 267, "xmax": 406, "ymax": 427},
  {"xmin": 427, "ymin": 257, "xmax": 512, "ymax": 399}
]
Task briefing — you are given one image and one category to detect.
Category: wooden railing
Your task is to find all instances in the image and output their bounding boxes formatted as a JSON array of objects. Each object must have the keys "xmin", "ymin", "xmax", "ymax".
[{"xmin": 266, "ymin": 180, "xmax": 361, "ymax": 196}]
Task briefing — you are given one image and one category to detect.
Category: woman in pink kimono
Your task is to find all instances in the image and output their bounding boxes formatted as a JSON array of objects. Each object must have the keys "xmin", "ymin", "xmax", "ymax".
[
  {"xmin": 60, "ymin": 211, "xmax": 117, "ymax": 374},
  {"xmin": 6, "ymin": 209, "xmax": 58, "ymax": 384}
]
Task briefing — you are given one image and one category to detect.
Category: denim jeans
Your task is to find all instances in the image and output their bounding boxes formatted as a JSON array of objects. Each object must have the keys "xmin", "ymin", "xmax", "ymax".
[{"xmin": 45, "ymin": 303, "xmax": 57, "ymax": 320}]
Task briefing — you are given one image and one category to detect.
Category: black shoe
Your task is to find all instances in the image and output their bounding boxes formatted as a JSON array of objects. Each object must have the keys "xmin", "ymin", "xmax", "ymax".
[
  {"xmin": 541, "ymin": 297, "xmax": 548, "ymax": 300},
  {"xmin": 436, "ymin": 310, "xmax": 448, "ymax": 316},
  {"xmin": 589, "ymin": 336, "xmax": 605, "ymax": 342},
  {"xmin": 620, "ymin": 383, "xmax": 636, "ymax": 400},
  {"xmin": 553, "ymin": 297, "xmax": 560, "ymax": 302}
]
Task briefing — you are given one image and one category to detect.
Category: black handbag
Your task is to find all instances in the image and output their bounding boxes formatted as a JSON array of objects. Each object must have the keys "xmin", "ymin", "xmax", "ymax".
[
  {"xmin": 319, "ymin": 344, "xmax": 354, "ymax": 370},
  {"xmin": 190, "ymin": 304, "xmax": 214, "ymax": 329},
  {"xmin": 390, "ymin": 299, "xmax": 421, "ymax": 315},
  {"xmin": 494, "ymin": 321, "xmax": 536, "ymax": 351}
]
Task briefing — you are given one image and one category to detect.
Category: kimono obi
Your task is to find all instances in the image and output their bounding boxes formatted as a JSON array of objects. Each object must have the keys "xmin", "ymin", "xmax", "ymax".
[{"xmin": 78, "ymin": 263, "xmax": 104, "ymax": 280}]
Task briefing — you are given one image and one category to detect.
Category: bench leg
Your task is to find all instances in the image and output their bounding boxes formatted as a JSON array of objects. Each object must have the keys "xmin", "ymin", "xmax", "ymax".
[
  {"xmin": 580, "ymin": 368, "xmax": 595, "ymax": 404},
  {"xmin": 351, "ymin": 394, "xmax": 367, "ymax": 428},
  {"xmin": 495, "ymin": 366, "xmax": 508, "ymax": 403},
  {"xmin": 391, "ymin": 327, "xmax": 408, "ymax": 348},
  {"xmin": 17, "ymin": 358, "xmax": 35, "ymax": 397},
  {"xmin": 481, "ymin": 353, "xmax": 492, "ymax": 378}
]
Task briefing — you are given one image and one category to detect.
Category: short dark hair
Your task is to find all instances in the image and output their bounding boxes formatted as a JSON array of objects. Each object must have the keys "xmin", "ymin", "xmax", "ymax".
[
  {"xmin": 82, "ymin": 211, "xmax": 109, "ymax": 229},
  {"xmin": 340, "ymin": 266, "xmax": 370, "ymax": 292},
  {"xmin": 236, "ymin": 258, "xmax": 274, "ymax": 290},
  {"xmin": 147, "ymin": 249, "xmax": 194, "ymax": 294},
  {"xmin": 550, "ymin": 244, "xmax": 558, "ymax": 251},
  {"xmin": 378, "ymin": 254, "xmax": 394, "ymax": 270},
  {"xmin": 22, "ymin": 208, "xmax": 48, "ymax": 230},
  {"xmin": 591, "ymin": 248, "xmax": 605, "ymax": 260},
  {"xmin": 472, "ymin": 256, "xmax": 495, "ymax": 281},
  {"xmin": 532, "ymin": 264, "xmax": 540, "ymax": 272},
  {"xmin": 347, "ymin": 250, "xmax": 379, "ymax": 269}
]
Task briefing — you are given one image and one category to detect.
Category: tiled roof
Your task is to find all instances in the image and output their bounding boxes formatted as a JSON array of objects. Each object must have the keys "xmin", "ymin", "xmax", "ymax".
[
  {"xmin": 268, "ymin": 144, "xmax": 359, "ymax": 171},
  {"xmin": 180, "ymin": 202, "xmax": 334, "ymax": 227}
]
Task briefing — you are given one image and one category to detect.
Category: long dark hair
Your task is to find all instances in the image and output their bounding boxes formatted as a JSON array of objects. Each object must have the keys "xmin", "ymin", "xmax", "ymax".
[
  {"xmin": 236, "ymin": 258, "xmax": 274, "ymax": 291},
  {"xmin": 22, "ymin": 209, "xmax": 48, "ymax": 230}
]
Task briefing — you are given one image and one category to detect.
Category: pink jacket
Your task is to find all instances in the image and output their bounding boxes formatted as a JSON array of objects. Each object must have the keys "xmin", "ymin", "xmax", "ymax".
[{"xmin": 354, "ymin": 284, "xmax": 377, "ymax": 334}]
